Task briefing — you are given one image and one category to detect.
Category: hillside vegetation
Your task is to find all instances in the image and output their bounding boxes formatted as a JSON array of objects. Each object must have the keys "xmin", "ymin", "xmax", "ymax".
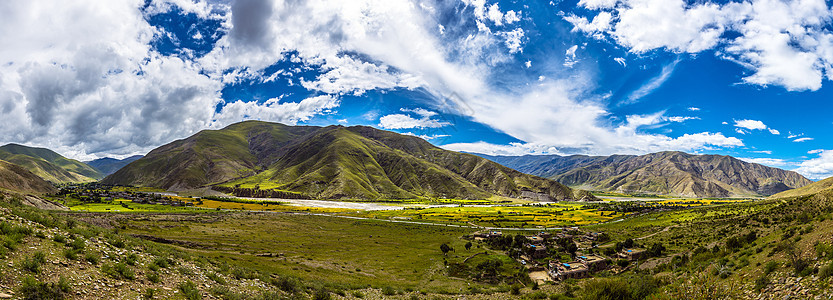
[
  {"xmin": 0, "ymin": 160, "xmax": 57, "ymax": 194},
  {"xmin": 0, "ymin": 144, "xmax": 102, "ymax": 184},
  {"xmin": 481, "ymin": 151, "xmax": 811, "ymax": 197},
  {"xmin": 104, "ymin": 121, "xmax": 585, "ymax": 201}
]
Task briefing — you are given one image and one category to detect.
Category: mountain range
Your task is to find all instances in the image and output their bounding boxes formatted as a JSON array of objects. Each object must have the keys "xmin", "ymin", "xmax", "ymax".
[
  {"xmin": 85, "ymin": 155, "xmax": 143, "ymax": 176},
  {"xmin": 103, "ymin": 121, "xmax": 585, "ymax": 201},
  {"xmin": 479, "ymin": 151, "xmax": 812, "ymax": 198},
  {"xmin": 0, "ymin": 144, "xmax": 103, "ymax": 184}
]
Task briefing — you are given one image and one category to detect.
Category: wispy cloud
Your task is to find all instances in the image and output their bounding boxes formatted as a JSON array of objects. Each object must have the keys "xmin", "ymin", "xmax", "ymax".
[
  {"xmin": 623, "ymin": 60, "xmax": 679, "ymax": 105},
  {"xmin": 793, "ymin": 137, "xmax": 814, "ymax": 143}
]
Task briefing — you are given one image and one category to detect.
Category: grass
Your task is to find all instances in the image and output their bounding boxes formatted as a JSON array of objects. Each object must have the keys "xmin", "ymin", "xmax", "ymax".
[{"xmin": 115, "ymin": 212, "xmax": 496, "ymax": 293}]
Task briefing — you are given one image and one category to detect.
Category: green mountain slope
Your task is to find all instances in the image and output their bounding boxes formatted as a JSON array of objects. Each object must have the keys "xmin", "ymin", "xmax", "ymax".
[
  {"xmin": 480, "ymin": 151, "xmax": 811, "ymax": 198},
  {"xmin": 771, "ymin": 176, "xmax": 833, "ymax": 198},
  {"xmin": 0, "ymin": 159, "xmax": 57, "ymax": 194},
  {"xmin": 104, "ymin": 121, "xmax": 581, "ymax": 200},
  {"xmin": 0, "ymin": 144, "xmax": 103, "ymax": 184}
]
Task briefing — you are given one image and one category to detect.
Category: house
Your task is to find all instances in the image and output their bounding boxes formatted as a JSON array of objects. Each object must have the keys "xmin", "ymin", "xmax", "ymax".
[
  {"xmin": 578, "ymin": 255, "xmax": 608, "ymax": 271},
  {"xmin": 526, "ymin": 236, "xmax": 544, "ymax": 245},
  {"xmin": 527, "ymin": 244, "xmax": 548, "ymax": 259},
  {"xmin": 619, "ymin": 248, "xmax": 646, "ymax": 261},
  {"xmin": 548, "ymin": 261, "xmax": 589, "ymax": 280},
  {"xmin": 537, "ymin": 232, "xmax": 552, "ymax": 240}
]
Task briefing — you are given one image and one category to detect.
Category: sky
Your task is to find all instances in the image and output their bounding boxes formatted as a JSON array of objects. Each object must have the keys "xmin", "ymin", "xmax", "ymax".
[{"xmin": 2, "ymin": 0, "xmax": 833, "ymax": 179}]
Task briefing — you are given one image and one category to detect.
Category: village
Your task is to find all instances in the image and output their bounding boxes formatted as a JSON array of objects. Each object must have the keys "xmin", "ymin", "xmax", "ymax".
[{"xmin": 471, "ymin": 229, "xmax": 652, "ymax": 284}]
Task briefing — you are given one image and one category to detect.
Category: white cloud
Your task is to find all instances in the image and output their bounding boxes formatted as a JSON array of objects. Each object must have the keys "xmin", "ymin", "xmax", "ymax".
[
  {"xmin": 794, "ymin": 137, "xmax": 814, "ymax": 142},
  {"xmin": 795, "ymin": 149, "xmax": 833, "ymax": 180},
  {"xmin": 213, "ymin": 95, "xmax": 340, "ymax": 126},
  {"xmin": 300, "ymin": 55, "xmax": 425, "ymax": 96},
  {"xmin": 666, "ymin": 116, "xmax": 699, "ymax": 122},
  {"xmin": 687, "ymin": 107, "xmax": 700, "ymax": 111},
  {"xmin": 809, "ymin": 149, "xmax": 824, "ymax": 154},
  {"xmin": 525, "ymin": 60, "xmax": 532, "ymax": 68},
  {"xmin": 623, "ymin": 60, "xmax": 678, "ymax": 104},
  {"xmin": 733, "ymin": 119, "xmax": 778, "ymax": 134},
  {"xmin": 751, "ymin": 150, "xmax": 772, "ymax": 154},
  {"xmin": 735, "ymin": 128, "xmax": 747, "ymax": 135},
  {"xmin": 564, "ymin": 45, "xmax": 579, "ymax": 67},
  {"xmin": 378, "ymin": 108, "xmax": 451, "ymax": 130},
  {"xmin": 401, "ymin": 132, "xmax": 450, "ymax": 141},
  {"xmin": 738, "ymin": 157, "xmax": 788, "ymax": 167},
  {"xmin": 568, "ymin": 0, "xmax": 833, "ymax": 91},
  {"xmin": 722, "ymin": 121, "xmax": 729, "ymax": 125},
  {"xmin": 578, "ymin": 0, "xmax": 619, "ymax": 10},
  {"xmin": 613, "ymin": 57, "xmax": 627, "ymax": 66}
]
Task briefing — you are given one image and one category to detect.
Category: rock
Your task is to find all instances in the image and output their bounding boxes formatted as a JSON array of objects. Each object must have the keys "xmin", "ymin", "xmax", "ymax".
[{"xmin": 0, "ymin": 293, "xmax": 11, "ymax": 299}]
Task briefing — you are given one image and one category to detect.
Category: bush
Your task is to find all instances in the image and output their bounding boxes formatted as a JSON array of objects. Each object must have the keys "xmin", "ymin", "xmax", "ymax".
[
  {"xmin": 351, "ymin": 291, "xmax": 365, "ymax": 298},
  {"xmin": 19, "ymin": 276, "xmax": 71, "ymax": 300},
  {"xmin": 21, "ymin": 252, "xmax": 47, "ymax": 273},
  {"xmin": 146, "ymin": 272, "xmax": 160, "ymax": 283},
  {"xmin": 62, "ymin": 248, "xmax": 78, "ymax": 260},
  {"xmin": 382, "ymin": 286, "xmax": 397, "ymax": 296},
  {"xmin": 207, "ymin": 272, "xmax": 226, "ymax": 285},
  {"xmin": 102, "ymin": 262, "xmax": 135, "ymax": 280},
  {"xmin": 764, "ymin": 261, "xmax": 778, "ymax": 275},
  {"xmin": 272, "ymin": 276, "xmax": 301, "ymax": 294},
  {"xmin": 178, "ymin": 280, "xmax": 202, "ymax": 300},
  {"xmin": 152, "ymin": 257, "xmax": 171, "ymax": 268},
  {"xmin": 68, "ymin": 238, "xmax": 85, "ymax": 251},
  {"xmin": 84, "ymin": 252, "xmax": 100, "ymax": 265},
  {"xmin": 754, "ymin": 275, "xmax": 769, "ymax": 291},
  {"xmin": 312, "ymin": 287, "xmax": 332, "ymax": 300},
  {"xmin": 143, "ymin": 288, "xmax": 156, "ymax": 300},
  {"xmin": 51, "ymin": 234, "xmax": 66, "ymax": 244},
  {"xmin": 124, "ymin": 253, "xmax": 138, "ymax": 266}
]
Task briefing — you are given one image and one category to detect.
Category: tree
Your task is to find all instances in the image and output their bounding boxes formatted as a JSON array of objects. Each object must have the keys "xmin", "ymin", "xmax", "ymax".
[
  {"xmin": 440, "ymin": 243, "xmax": 453, "ymax": 256},
  {"xmin": 465, "ymin": 241, "xmax": 472, "ymax": 251}
]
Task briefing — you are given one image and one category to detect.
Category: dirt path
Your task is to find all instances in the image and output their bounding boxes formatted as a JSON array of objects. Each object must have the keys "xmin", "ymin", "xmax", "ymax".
[{"xmin": 635, "ymin": 225, "xmax": 676, "ymax": 240}]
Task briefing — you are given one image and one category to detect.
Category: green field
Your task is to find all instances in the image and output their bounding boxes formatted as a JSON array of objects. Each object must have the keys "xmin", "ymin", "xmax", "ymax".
[
  {"xmin": 353, "ymin": 203, "xmax": 621, "ymax": 228},
  {"xmin": 111, "ymin": 212, "xmax": 505, "ymax": 293}
]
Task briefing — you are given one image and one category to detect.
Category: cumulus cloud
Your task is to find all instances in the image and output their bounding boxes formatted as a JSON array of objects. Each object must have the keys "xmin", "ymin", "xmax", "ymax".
[
  {"xmin": 733, "ymin": 119, "xmax": 780, "ymax": 135},
  {"xmin": 567, "ymin": 0, "xmax": 833, "ymax": 91},
  {"xmin": 378, "ymin": 108, "xmax": 451, "ymax": 129},
  {"xmin": 795, "ymin": 149, "xmax": 833, "ymax": 180},
  {"xmin": 734, "ymin": 119, "xmax": 767, "ymax": 130},
  {"xmin": 213, "ymin": 95, "xmax": 340, "ymax": 126}
]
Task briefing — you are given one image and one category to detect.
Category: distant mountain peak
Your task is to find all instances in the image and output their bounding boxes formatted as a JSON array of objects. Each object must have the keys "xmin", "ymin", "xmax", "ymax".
[{"xmin": 480, "ymin": 151, "xmax": 811, "ymax": 198}]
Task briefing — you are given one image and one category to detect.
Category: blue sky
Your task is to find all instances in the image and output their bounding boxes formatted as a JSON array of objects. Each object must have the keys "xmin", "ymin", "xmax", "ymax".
[{"xmin": 2, "ymin": 0, "xmax": 833, "ymax": 179}]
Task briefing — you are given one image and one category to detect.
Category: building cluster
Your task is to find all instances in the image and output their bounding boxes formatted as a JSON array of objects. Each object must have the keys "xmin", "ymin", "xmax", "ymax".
[{"xmin": 474, "ymin": 228, "xmax": 646, "ymax": 282}]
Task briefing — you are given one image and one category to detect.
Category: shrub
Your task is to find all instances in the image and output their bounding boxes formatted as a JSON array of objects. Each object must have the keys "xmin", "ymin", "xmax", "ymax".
[
  {"xmin": 206, "ymin": 272, "xmax": 226, "ymax": 285},
  {"xmin": 382, "ymin": 286, "xmax": 397, "ymax": 296},
  {"xmin": 102, "ymin": 262, "xmax": 135, "ymax": 280},
  {"xmin": 754, "ymin": 276, "xmax": 769, "ymax": 291},
  {"xmin": 68, "ymin": 238, "xmax": 85, "ymax": 251},
  {"xmin": 764, "ymin": 261, "xmax": 779, "ymax": 275},
  {"xmin": 84, "ymin": 252, "xmax": 100, "ymax": 265},
  {"xmin": 352, "ymin": 291, "xmax": 365, "ymax": 298},
  {"xmin": 51, "ymin": 234, "xmax": 66, "ymax": 244},
  {"xmin": 124, "ymin": 253, "xmax": 138, "ymax": 266},
  {"xmin": 143, "ymin": 288, "xmax": 156, "ymax": 300},
  {"xmin": 152, "ymin": 257, "xmax": 171, "ymax": 268},
  {"xmin": 312, "ymin": 287, "xmax": 332, "ymax": 300},
  {"xmin": 178, "ymin": 280, "xmax": 202, "ymax": 300},
  {"xmin": 63, "ymin": 248, "xmax": 79, "ymax": 260},
  {"xmin": 21, "ymin": 252, "xmax": 47, "ymax": 273},
  {"xmin": 146, "ymin": 272, "xmax": 160, "ymax": 283},
  {"xmin": 19, "ymin": 276, "xmax": 71, "ymax": 300}
]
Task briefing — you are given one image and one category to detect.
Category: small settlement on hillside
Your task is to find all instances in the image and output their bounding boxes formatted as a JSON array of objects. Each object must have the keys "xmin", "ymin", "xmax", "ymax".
[{"xmin": 472, "ymin": 229, "xmax": 649, "ymax": 283}]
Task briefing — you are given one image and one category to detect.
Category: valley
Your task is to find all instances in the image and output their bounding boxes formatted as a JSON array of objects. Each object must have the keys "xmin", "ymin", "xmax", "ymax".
[{"xmin": 0, "ymin": 125, "xmax": 830, "ymax": 299}]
